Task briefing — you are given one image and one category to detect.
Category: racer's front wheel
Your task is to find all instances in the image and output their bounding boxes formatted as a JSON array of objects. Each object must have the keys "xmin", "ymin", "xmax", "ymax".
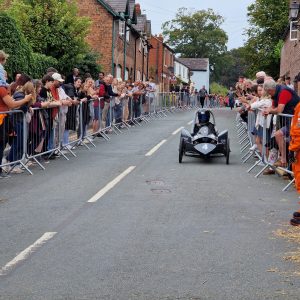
[
  {"xmin": 179, "ymin": 138, "xmax": 184, "ymax": 163},
  {"xmin": 226, "ymin": 138, "xmax": 230, "ymax": 165}
]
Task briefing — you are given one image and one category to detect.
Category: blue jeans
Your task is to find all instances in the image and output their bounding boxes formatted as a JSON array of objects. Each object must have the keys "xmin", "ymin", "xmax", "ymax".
[{"xmin": 8, "ymin": 121, "xmax": 24, "ymax": 162}]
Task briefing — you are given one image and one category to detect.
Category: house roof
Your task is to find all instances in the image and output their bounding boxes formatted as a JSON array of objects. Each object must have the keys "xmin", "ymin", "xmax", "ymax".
[
  {"xmin": 176, "ymin": 58, "xmax": 209, "ymax": 71},
  {"xmin": 105, "ymin": 0, "xmax": 127, "ymax": 14},
  {"xmin": 133, "ymin": 14, "xmax": 147, "ymax": 32}
]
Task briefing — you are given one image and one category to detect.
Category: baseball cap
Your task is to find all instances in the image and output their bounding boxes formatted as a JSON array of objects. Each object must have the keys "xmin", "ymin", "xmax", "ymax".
[{"xmin": 52, "ymin": 72, "xmax": 64, "ymax": 82}]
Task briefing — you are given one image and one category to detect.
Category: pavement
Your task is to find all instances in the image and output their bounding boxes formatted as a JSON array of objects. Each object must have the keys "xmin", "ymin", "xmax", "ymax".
[{"xmin": 1, "ymin": 108, "xmax": 300, "ymax": 300}]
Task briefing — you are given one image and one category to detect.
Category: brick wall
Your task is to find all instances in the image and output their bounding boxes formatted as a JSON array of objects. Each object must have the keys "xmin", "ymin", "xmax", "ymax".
[
  {"xmin": 149, "ymin": 36, "xmax": 174, "ymax": 92},
  {"xmin": 77, "ymin": 0, "xmax": 113, "ymax": 74}
]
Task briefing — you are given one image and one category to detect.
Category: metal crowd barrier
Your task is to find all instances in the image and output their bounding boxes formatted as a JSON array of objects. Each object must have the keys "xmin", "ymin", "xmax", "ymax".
[
  {"xmin": 1, "ymin": 92, "xmax": 191, "ymax": 177},
  {"xmin": 236, "ymin": 109, "xmax": 295, "ymax": 192}
]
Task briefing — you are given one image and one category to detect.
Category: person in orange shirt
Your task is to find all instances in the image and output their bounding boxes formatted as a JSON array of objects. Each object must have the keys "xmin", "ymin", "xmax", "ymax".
[{"xmin": 288, "ymin": 102, "xmax": 300, "ymax": 226}]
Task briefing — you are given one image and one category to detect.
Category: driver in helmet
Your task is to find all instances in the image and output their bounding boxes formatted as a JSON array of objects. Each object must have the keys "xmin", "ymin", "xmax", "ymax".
[{"xmin": 192, "ymin": 110, "xmax": 216, "ymax": 136}]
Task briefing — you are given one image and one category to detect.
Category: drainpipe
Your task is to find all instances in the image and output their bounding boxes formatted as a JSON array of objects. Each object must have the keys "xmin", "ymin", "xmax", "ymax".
[
  {"xmin": 123, "ymin": 22, "xmax": 127, "ymax": 80},
  {"xmin": 111, "ymin": 18, "xmax": 116, "ymax": 76},
  {"xmin": 156, "ymin": 41, "xmax": 159, "ymax": 84},
  {"xmin": 142, "ymin": 41, "xmax": 145, "ymax": 81},
  {"xmin": 134, "ymin": 36, "xmax": 139, "ymax": 81},
  {"xmin": 146, "ymin": 44, "xmax": 149, "ymax": 80}
]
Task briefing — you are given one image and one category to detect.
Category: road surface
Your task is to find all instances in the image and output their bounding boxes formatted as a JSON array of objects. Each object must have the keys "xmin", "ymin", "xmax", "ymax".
[{"xmin": 0, "ymin": 108, "xmax": 300, "ymax": 299}]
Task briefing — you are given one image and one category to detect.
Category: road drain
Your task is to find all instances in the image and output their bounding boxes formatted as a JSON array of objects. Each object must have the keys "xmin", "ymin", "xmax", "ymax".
[
  {"xmin": 146, "ymin": 180, "xmax": 165, "ymax": 186},
  {"xmin": 151, "ymin": 189, "xmax": 171, "ymax": 194}
]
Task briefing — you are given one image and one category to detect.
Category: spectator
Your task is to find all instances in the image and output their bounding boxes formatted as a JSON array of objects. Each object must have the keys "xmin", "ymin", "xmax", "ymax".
[
  {"xmin": 227, "ymin": 87, "xmax": 235, "ymax": 110},
  {"xmin": 0, "ymin": 81, "xmax": 32, "ymax": 178},
  {"xmin": 264, "ymin": 79, "xmax": 300, "ymax": 168},
  {"xmin": 199, "ymin": 85, "xmax": 208, "ymax": 108},
  {"xmin": 285, "ymin": 76, "xmax": 294, "ymax": 90},
  {"xmin": 0, "ymin": 50, "xmax": 8, "ymax": 87},
  {"xmin": 102, "ymin": 75, "xmax": 119, "ymax": 131},
  {"xmin": 63, "ymin": 78, "xmax": 81, "ymax": 147},
  {"xmin": 65, "ymin": 68, "xmax": 80, "ymax": 85},
  {"xmin": 95, "ymin": 72, "xmax": 105, "ymax": 89}
]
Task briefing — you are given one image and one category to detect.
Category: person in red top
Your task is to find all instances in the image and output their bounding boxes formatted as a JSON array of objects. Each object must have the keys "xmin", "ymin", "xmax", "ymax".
[
  {"xmin": 93, "ymin": 80, "xmax": 105, "ymax": 135},
  {"xmin": 0, "ymin": 86, "xmax": 32, "ymax": 178},
  {"xmin": 264, "ymin": 79, "xmax": 300, "ymax": 169}
]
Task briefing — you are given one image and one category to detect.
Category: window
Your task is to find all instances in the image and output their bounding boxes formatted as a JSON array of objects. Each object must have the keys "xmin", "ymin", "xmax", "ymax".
[
  {"xmin": 116, "ymin": 64, "xmax": 122, "ymax": 79},
  {"xmin": 163, "ymin": 49, "xmax": 166, "ymax": 66},
  {"xmin": 125, "ymin": 68, "xmax": 129, "ymax": 80},
  {"xmin": 126, "ymin": 29, "xmax": 130, "ymax": 42},
  {"xmin": 119, "ymin": 21, "xmax": 125, "ymax": 36},
  {"xmin": 138, "ymin": 39, "xmax": 142, "ymax": 52},
  {"xmin": 137, "ymin": 70, "xmax": 141, "ymax": 81}
]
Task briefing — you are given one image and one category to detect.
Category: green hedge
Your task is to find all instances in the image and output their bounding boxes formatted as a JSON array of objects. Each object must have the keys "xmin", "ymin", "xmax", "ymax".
[
  {"xmin": 0, "ymin": 12, "xmax": 31, "ymax": 77},
  {"xmin": 30, "ymin": 53, "xmax": 58, "ymax": 79}
]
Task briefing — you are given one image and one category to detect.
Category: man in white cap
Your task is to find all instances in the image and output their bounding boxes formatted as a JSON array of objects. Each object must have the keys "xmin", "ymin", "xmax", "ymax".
[{"xmin": 50, "ymin": 73, "xmax": 72, "ymax": 153}]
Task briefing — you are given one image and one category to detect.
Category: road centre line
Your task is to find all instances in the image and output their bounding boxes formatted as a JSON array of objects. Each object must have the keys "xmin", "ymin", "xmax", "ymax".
[
  {"xmin": 172, "ymin": 127, "xmax": 184, "ymax": 135},
  {"xmin": 87, "ymin": 166, "xmax": 136, "ymax": 203},
  {"xmin": 0, "ymin": 232, "xmax": 57, "ymax": 276},
  {"xmin": 187, "ymin": 120, "xmax": 193, "ymax": 125},
  {"xmin": 145, "ymin": 139, "xmax": 167, "ymax": 157}
]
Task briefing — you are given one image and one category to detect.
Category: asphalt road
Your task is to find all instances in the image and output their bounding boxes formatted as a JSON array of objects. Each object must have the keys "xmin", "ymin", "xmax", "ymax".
[{"xmin": 1, "ymin": 108, "xmax": 300, "ymax": 300}]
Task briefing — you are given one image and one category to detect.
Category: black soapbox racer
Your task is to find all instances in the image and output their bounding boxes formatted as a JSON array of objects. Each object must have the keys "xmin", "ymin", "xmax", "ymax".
[{"xmin": 178, "ymin": 109, "xmax": 230, "ymax": 164}]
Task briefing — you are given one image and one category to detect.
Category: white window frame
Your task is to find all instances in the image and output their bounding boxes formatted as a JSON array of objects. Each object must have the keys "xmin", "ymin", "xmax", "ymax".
[
  {"xmin": 290, "ymin": 20, "xmax": 298, "ymax": 41},
  {"xmin": 116, "ymin": 65, "xmax": 122, "ymax": 79},
  {"xmin": 119, "ymin": 21, "xmax": 125, "ymax": 36},
  {"xmin": 126, "ymin": 29, "xmax": 130, "ymax": 42}
]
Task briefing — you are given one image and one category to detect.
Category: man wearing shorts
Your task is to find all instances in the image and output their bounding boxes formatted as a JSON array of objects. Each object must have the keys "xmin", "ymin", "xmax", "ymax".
[{"xmin": 264, "ymin": 79, "xmax": 300, "ymax": 168}]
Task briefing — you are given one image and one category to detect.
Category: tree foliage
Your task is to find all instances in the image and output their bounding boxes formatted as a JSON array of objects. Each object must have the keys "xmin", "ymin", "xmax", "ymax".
[
  {"xmin": 162, "ymin": 8, "xmax": 228, "ymax": 81},
  {"xmin": 244, "ymin": 0, "xmax": 289, "ymax": 77},
  {"xmin": 7, "ymin": 0, "xmax": 92, "ymax": 73},
  {"xmin": 210, "ymin": 82, "xmax": 228, "ymax": 96},
  {"xmin": 0, "ymin": 12, "xmax": 57, "ymax": 79}
]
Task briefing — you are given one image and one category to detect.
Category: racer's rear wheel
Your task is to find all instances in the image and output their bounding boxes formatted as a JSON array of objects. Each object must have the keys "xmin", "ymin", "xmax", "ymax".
[
  {"xmin": 179, "ymin": 138, "xmax": 184, "ymax": 163},
  {"xmin": 226, "ymin": 138, "xmax": 230, "ymax": 165}
]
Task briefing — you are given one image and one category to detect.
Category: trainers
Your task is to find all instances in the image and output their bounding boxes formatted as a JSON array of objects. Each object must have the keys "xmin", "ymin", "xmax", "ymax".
[
  {"xmin": 263, "ymin": 168, "xmax": 275, "ymax": 175},
  {"xmin": 249, "ymin": 144, "xmax": 257, "ymax": 151},
  {"xmin": 0, "ymin": 172, "xmax": 10, "ymax": 179},
  {"xmin": 293, "ymin": 212, "xmax": 300, "ymax": 220},
  {"xmin": 290, "ymin": 218, "xmax": 300, "ymax": 226},
  {"xmin": 10, "ymin": 166, "xmax": 24, "ymax": 174}
]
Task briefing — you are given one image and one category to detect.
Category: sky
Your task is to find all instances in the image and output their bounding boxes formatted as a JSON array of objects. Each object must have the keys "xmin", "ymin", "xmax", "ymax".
[{"xmin": 138, "ymin": 0, "xmax": 255, "ymax": 50}]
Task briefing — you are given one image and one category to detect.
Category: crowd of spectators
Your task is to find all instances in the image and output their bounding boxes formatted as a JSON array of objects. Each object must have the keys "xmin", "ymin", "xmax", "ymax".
[
  {"xmin": 0, "ymin": 50, "xmax": 159, "ymax": 177},
  {"xmin": 234, "ymin": 71, "xmax": 300, "ymax": 226}
]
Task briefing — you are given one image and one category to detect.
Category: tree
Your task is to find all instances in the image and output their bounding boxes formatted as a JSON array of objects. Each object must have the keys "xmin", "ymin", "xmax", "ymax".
[
  {"xmin": 7, "ymin": 0, "xmax": 96, "ymax": 73},
  {"xmin": 0, "ymin": 12, "xmax": 57, "ymax": 79},
  {"xmin": 210, "ymin": 82, "xmax": 228, "ymax": 96},
  {"xmin": 244, "ymin": 0, "xmax": 289, "ymax": 77},
  {"xmin": 217, "ymin": 47, "xmax": 249, "ymax": 87},
  {"xmin": 162, "ymin": 8, "xmax": 228, "ymax": 81}
]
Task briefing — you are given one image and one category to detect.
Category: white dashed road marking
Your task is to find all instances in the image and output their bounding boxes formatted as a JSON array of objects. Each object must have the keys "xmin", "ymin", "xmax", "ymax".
[
  {"xmin": 187, "ymin": 120, "xmax": 193, "ymax": 125},
  {"xmin": 145, "ymin": 139, "xmax": 167, "ymax": 157},
  {"xmin": 0, "ymin": 232, "xmax": 57, "ymax": 276},
  {"xmin": 172, "ymin": 127, "xmax": 184, "ymax": 135},
  {"xmin": 87, "ymin": 166, "xmax": 136, "ymax": 203}
]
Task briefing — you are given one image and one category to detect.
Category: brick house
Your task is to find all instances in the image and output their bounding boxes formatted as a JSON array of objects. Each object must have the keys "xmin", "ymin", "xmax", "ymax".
[
  {"xmin": 77, "ymin": 0, "xmax": 151, "ymax": 81},
  {"xmin": 148, "ymin": 35, "xmax": 175, "ymax": 92},
  {"xmin": 280, "ymin": 0, "xmax": 300, "ymax": 92}
]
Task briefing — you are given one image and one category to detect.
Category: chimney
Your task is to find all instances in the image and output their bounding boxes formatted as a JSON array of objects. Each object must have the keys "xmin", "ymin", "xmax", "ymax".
[{"xmin": 135, "ymin": 3, "xmax": 141, "ymax": 15}]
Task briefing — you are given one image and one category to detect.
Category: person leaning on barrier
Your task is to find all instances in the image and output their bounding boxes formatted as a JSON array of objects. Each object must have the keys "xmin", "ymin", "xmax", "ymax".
[
  {"xmin": 0, "ymin": 83, "xmax": 32, "ymax": 178},
  {"xmin": 264, "ymin": 79, "xmax": 300, "ymax": 169}
]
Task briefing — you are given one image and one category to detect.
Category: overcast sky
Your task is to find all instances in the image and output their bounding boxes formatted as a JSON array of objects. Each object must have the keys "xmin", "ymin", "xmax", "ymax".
[{"xmin": 138, "ymin": 0, "xmax": 255, "ymax": 50}]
